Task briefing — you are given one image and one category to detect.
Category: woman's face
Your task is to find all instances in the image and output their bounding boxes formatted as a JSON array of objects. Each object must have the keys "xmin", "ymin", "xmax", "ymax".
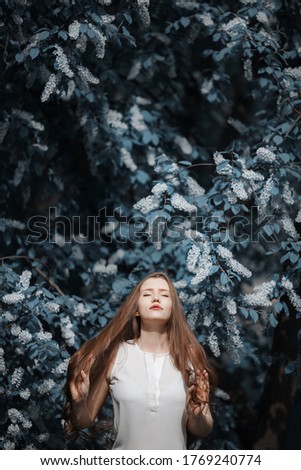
[{"xmin": 137, "ymin": 277, "xmax": 172, "ymax": 326}]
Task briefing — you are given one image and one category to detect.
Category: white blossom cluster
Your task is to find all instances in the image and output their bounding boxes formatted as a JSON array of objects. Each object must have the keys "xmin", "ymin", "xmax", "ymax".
[
  {"xmin": 72, "ymin": 244, "xmax": 84, "ymax": 261},
  {"xmin": 130, "ymin": 104, "xmax": 147, "ymax": 131},
  {"xmin": 173, "ymin": 279, "xmax": 187, "ymax": 289},
  {"xmin": 54, "ymin": 232, "xmax": 65, "ymax": 247},
  {"xmin": 151, "ymin": 183, "xmax": 168, "ymax": 197},
  {"xmin": 185, "ymin": 176, "xmax": 205, "ymax": 197},
  {"xmin": 2, "ymin": 311, "xmax": 16, "ymax": 323},
  {"xmin": 8, "ymin": 409, "xmax": 32, "ymax": 429},
  {"xmin": 60, "ymin": 316, "xmax": 75, "ymax": 347},
  {"xmin": 68, "ymin": 20, "xmax": 81, "ymax": 40},
  {"xmin": 217, "ymin": 245, "xmax": 252, "ymax": 278},
  {"xmin": 12, "ymin": 108, "xmax": 45, "ymax": 131},
  {"xmin": 38, "ymin": 379, "xmax": 55, "ymax": 394},
  {"xmin": 199, "ymin": 12, "xmax": 214, "ymax": 27},
  {"xmin": 0, "ymin": 347, "xmax": 6, "ymax": 373},
  {"xmin": 243, "ymin": 280, "xmax": 276, "ymax": 307},
  {"xmin": 256, "ymin": 147, "xmax": 276, "ymax": 163},
  {"xmin": 52, "ymin": 358, "xmax": 69, "ymax": 375},
  {"xmin": 243, "ymin": 58, "xmax": 253, "ymax": 81},
  {"xmin": 186, "ymin": 245, "xmax": 200, "ymax": 273},
  {"xmin": 3, "ymin": 441, "xmax": 15, "ymax": 449},
  {"xmin": 2, "ymin": 292, "xmax": 25, "ymax": 304},
  {"xmin": 208, "ymin": 331, "xmax": 221, "ymax": 357},
  {"xmin": 201, "ymin": 78, "xmax": 213, "ymax": 96},
  {"xmin": 45, "ymin": 302, "xmax": 60, "ymax": 313},
  {"xmin": 41, "ymin": 73, "xmax": 60, "ymax": 102},
  {"xmin": 107, "ymin": 109, "xmax": 128, "ymax": 131},
  {"xmin": 17, "ymin": 329, "xmax": 33, "ymax": 344},
  {"xmin": 230, "ymin": 180, "xmax": 249, "ymax": 200},
  {"xmin": 281, "ymin": 277, "xmax": 301, "ymax": 312},
  {"xmin": 88, "ymin": 24, "xmax": 107, "ymax": 59},
  {"xmin": 36, "ymin": 331, "xmax": 53, "ymax": 342},
  {"xmin": 19, "ymin": 270, "xmax": 32, "ymax": 290},
  {"xmin": 220, "ymin": 17, "xmax": 248, "ymax": 36},
  {"xmin": 120, "ymin": 148, "xmax": 137, "ymax": 172},
  {"xmin": 175, "ymin": 135, "xmax": 193, "ymax": 155},
  {"xmin": 37, "ymin": 433, "xmax": 50, "ymax": 442},
  {"xmin": 13, "ymin": 160, "xmax": 27, "ymax": 186},
  {"xmin": 296, "ymin": 209, "xmax": 301, "ymax": 223},
  {"xmin": 281, "ymin": 214, "xmax": 299, "ymax": 239},
  {"xmin": 73, "ymin": 302, "xmax": 91, "ymax": 317},
  {"xmin": 7, "ymin": 424, "xmax": 20, "ymax": 436},
  {"xmin": 93, "ymin": 261, "xmax": 117, "ymax": 275},
  {"xmin": 53, "ymin": 45, "xmax": 74, "ymax": 78},
  {"xmin": 242, "ymin": 169, "xmax": 264, "ymax": 182},
  {"xmin": 135, "ymin": 0, "xmax": 151, "ymax": 28},
  {"xmin": 186, "ymin": 243, "xmax": 212, "ymax": 285},
  {"xmin": 282, "ymin": 182, "xmax": 294, "ymax": 205},
  {"xmin": 133, "ymin": 194, "xmax": 160, "ymax": 215},
  {"xmin": 284, "ymin": 66, "xmax": 301, "ymax": 80},
  {"xmin": 0, "ymin": 218, "xmax": 25, "ymax": 230},
  {"xmin": 186, "ymin": 293, "xmax": 206, "ymax": 331},
  {"xmin": 20, "ymin": 388, "xmax": 31, "ymax": 400},
  {"xmin": 11, "ymin": 367, "xmax": 24, "ymax": 388},
  {"xmin": 225, "ymin": 297, "xmax": 237, "ymax": 315},
  {"xmin": 171, "ymin": 193, "xmax": 197, "ymax": 213},
  {"xmin": 258, "ymin": 175, "xmax": 273, "ymax": 210},
  {"xmin": 213, "ymin": 152, "xmax": 233, "ymax": 175},
  {"xmin": 77, "ymin": 65, "xmax": 100, "ymax": 85},
  {"xmin": 100, "ymin": 14, "xmax": 115, "ymax": 25},
  {"xmin": 225, "ymin": 313, "xmax": 243, "ymax": 364}
]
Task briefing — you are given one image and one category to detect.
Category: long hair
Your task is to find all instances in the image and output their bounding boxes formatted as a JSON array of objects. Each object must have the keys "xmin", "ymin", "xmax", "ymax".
[{"xmin": 64, "ymin": 271, "xmax": 217, "ymax": 435}]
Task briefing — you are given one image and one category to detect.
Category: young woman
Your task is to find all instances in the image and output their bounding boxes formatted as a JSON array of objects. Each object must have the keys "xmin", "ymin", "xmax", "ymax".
[{"xmin": 64, "ymin": 271, "xmax": 217, "ymax": 449}]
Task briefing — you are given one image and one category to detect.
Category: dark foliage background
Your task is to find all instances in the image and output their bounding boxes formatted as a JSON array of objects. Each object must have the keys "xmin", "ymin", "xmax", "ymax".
[{"xmin": 0, "ymin": 0, "xmax": 300, "ymax": 450}]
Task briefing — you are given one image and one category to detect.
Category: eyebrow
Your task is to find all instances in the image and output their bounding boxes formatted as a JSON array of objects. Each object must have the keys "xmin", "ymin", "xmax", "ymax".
[{"xmin": 141, "ymin": 288, "xmax": 170, "ymax": 292}]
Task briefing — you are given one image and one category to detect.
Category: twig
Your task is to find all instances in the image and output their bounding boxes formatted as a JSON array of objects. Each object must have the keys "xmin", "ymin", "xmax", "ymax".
[{"xmin": 0, "ymin": 255, "xmax": 64, "ymax": 296}]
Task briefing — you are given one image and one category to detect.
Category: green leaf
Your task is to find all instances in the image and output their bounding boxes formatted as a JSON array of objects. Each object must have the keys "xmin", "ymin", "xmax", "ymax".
[
  {"xmin": 142, "ymin": 130, "xmax": 152, "ymax": 144},
  {"xmin": 180, "ymin": 17, "xmax": 190, "ymax": 28},
  {"xmin": 29, "ymin": 48, "xmax": 40, "ymax": 59},
  {"xmin": 273, "ymin": 135, "xmax": 283, "ymax": 145},
  {"xmin": 273, "ymin": 301, "xmax": 283, "ymax": 313},
  {"xmin": 250, "ymin": 309, "xmax": 259, "ymax": 322},
  {"xmin": 220, "ymin": 271, "xmax": 229, "ymax": 285},
  {"xmin": 15, "ymin": 53, "xmax": 25, "ymax": 63},
  {"xmin": 269, "ymin": 313, "xmax": 278, "ymax": 327},
  {"xmin": 38, "ymin": 31, "xmax": 50, "ymax": 40},
  {"xmin": 58, "ymin": 30, "xmax": 68, "ymax": 40}
]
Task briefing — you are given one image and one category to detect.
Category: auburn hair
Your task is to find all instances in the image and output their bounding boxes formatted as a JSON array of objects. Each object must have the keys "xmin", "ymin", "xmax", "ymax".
[{"xmin": 64, "ymin": 271, "xmax": 217, "ymax": 436}]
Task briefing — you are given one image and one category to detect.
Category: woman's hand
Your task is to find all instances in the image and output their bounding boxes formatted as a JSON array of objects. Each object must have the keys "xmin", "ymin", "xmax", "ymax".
[
  {"xmin": 186, "ymin": 369, "xmax": 210, "ymax": 417},
  {"xmin": 69, "ymin": 355, "xmax": 95, "ymax": 403}
]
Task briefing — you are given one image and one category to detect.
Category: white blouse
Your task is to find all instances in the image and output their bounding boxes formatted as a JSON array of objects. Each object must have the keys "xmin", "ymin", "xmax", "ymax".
[{"xmin": 109, "ymin": 341, "xmax": 187, "ymax": 450}]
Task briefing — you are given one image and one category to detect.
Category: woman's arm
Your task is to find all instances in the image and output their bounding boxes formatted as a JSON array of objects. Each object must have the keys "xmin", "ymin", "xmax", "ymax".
[
  {"xmin": 70, "ymin": 375, "xmax": 110, "ymax": 430},
  {"xmin": 69, "ymin": 357, "xmax": 112, "ymax": 430}
]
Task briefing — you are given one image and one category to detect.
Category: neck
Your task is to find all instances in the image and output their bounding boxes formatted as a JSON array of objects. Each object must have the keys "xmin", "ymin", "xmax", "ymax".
[{"xmin": 138, "ymin": 328, "xmax": 169, "ymax": 354}]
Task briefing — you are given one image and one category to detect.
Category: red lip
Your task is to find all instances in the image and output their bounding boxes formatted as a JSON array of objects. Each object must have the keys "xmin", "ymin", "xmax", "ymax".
[{"xmin": 150, "ymin": 305, "xmax": 162, "ymax": 310}]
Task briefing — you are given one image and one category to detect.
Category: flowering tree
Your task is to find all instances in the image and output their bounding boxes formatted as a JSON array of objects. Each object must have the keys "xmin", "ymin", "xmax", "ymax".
[{"xmin": 0, "ymin": 0, "xmax": 300, "ymax": 450}]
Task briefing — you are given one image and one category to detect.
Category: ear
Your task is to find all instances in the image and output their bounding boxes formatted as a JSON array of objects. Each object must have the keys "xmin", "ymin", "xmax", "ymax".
[{"xmin": 135, "ymin": 311, "xmax": 140, "ymax": 316}]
